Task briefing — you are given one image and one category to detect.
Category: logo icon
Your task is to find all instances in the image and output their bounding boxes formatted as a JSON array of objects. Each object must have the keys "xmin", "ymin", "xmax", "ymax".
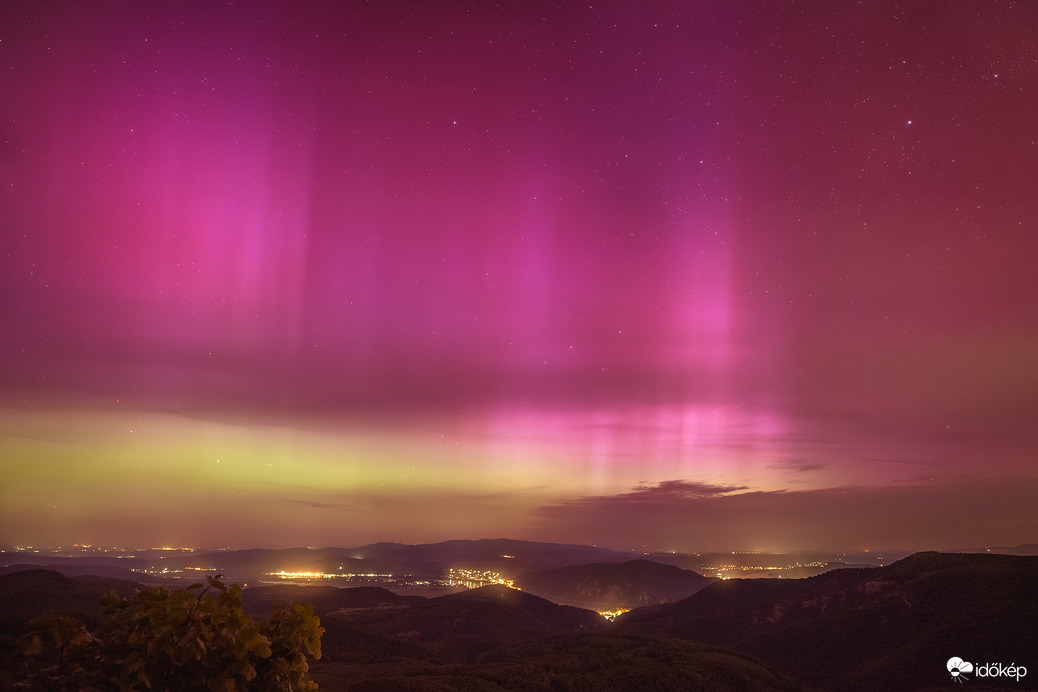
[{"xmin": 948, "ymin": 657, "xmax": 973, "ymax": 683}]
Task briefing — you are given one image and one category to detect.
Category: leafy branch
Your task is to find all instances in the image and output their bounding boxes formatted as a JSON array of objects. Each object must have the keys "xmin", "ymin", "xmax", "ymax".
[{"xmin": 10, "ymin": 575, "xmax": 323, "ymax": 691}]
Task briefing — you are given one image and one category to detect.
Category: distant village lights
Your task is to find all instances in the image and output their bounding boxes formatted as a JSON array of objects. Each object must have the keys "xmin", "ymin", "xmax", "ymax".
[
  {"xmin": 268, "ymin": 570, "xmax": 391, "ymax": 580},
  {"xmin": 447, "ymin": 568, "xmax": 515, "ymax": 589}
]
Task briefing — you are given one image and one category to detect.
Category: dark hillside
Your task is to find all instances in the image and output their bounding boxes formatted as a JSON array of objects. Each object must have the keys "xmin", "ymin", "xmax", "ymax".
[
  {"xmin": 343, "ymin": 538, "xmax": 636, "ymax": 574},
  {"xmin": 0, "ymin": 561, "xmax": 141, "ymax": 581},
  {"xmin": 0, "ymin": 569, "xmax": 140, "ymax": 624},
  {"xmin": 189, "ymin": 547, "xmax": 371, "ymax": 576},
  {"xmin": 241, "ymin": 583, "xmax": 422, "ymax": 618},
  {"xmin": 311, "ymin": 633, "xmax": 806, "ymax": 691},
  {"xmin": 516, "ymin": 559, "xmax": 715, "ymax": 610},
  {"xmin": 616, "ymin": 552, "xmax": 1038, "ymax": 690},
  {"xmin": 326, "ymin": 584, "xmax": 602, "ymax": 660}
]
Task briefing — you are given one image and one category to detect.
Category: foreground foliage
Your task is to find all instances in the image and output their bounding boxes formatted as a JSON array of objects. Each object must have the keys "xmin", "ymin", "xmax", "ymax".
[{"xmin": 10, "ymin": 575, "xmax": 323, "ymax": 691}]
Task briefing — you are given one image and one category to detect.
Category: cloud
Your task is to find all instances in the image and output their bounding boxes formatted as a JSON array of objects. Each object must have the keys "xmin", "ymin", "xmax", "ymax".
[
  {"xmin": 282, "ymin": 498, "xmax": 360, "ymax": 513},
  {"xmin": 768, "ymin": 460, "xmax": 828, "ymax": 474},
  {"xmin": 555, "ymin": 480, "xmax": 747, "ymax": 506},
  {"xmin": 532, "ymin": 476, "xmax": 1038, "ymax": 552}
]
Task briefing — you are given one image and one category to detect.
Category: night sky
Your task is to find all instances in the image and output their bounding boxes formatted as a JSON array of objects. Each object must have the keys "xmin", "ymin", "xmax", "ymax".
[{"xmin": 2, "ymin": 1, "xmax": 1037, "ymax": 552}]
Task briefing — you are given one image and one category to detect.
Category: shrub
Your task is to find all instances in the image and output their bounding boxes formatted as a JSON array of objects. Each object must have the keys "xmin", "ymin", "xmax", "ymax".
[{"xmin": 12, "ymin": 574, "xmax": 323, "ymax": 691}]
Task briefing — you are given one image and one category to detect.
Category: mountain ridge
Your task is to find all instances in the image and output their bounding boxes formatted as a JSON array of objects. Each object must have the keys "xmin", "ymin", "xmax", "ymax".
[{"xmin": 616, "ymin": 551, "xmax": 1038, "ymax": 690}]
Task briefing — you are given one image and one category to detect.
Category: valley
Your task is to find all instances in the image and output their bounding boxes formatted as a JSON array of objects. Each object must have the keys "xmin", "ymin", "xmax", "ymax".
[{"xmin": 3, "ymin": 541, "xmax": 1036, "ymax": 690}]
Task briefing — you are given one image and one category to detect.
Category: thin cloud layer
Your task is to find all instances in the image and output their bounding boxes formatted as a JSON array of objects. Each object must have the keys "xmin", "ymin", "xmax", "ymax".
[
  {"xmin": 558, "ymin": 480, "xmax": 748, "ymax": 505},
  {"xmin": 535, "ymin": 477, "xmax": 1038, "ymax": 552}
]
